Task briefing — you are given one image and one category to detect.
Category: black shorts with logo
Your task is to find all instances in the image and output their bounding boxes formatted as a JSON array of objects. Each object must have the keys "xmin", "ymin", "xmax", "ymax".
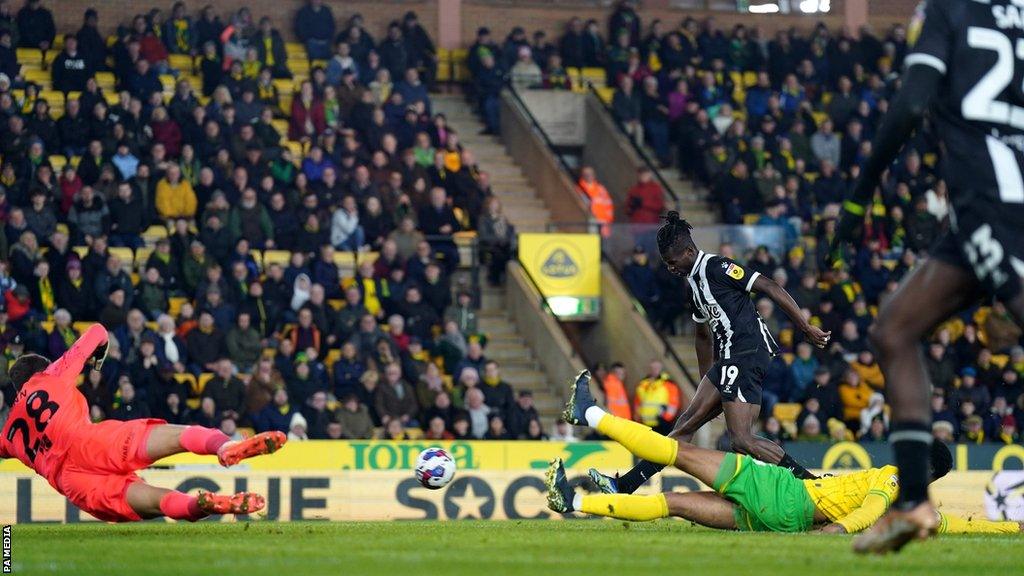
[
  {"xmin": 931, "ymin": 189, "xmax": 1024, "ymax": 303},
  {"xmin": 707, "ymin": 347, "xmax": 771, "ymax": 405}
]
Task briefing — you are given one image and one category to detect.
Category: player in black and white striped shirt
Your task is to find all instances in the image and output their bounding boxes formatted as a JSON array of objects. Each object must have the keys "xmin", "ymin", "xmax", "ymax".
[{"xmin": 590, "ymin": 212, "xmax": 830, "ymax": 495}]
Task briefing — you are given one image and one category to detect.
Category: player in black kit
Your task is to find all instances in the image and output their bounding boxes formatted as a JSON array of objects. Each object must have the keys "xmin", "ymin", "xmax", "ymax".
[
  {"xmin": 832, "ymin": 0, "xmax": 1024, "ymax": 555},
  {"xmin": 589, "ymin": 211, "xmax": 831, "ymax": 496}
]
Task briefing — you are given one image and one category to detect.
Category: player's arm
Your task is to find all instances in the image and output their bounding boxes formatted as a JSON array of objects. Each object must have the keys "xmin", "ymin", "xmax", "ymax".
[
  {"xmin": 751, "ymin": 274, "xmax": 830, "ymax": 348},
  {"xmin": 833, "ymin": 0, "xmax": 949, "ymax": 254},
  {"xmin": 43, "ymin": 324, "xmax": 110, "ymax": 381},
  {"xmin": 937, "ymin": 512, "xmax": 1023, "ymax": 535},
  {"xmin": 694, "ymin": 321, "xmax": 714, "ymax": 377},
  {"xmin": 828, "ymin": 490, "xmax": 891, "ymax": 534}
]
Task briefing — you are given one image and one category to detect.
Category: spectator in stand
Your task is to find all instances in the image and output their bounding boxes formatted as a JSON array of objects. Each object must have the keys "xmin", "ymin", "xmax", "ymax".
[
  {"xmin": 155, "ymin": 164, "xmax": 197, "ymax": 221},
  {"xmin": 473, "ymin": 52, "xmax": 504, "ymax": 135},
  {"xmin": 52, "ymin": 35, "xmax": 91, "ymax": 94},
  {"xmin": 15, "ymin": 0, "xmax": 54, "ymax": 52},
  {"xmin": 335, "ymin": 392, "xmax": 374, "ymax": 439},
  {"xmin": 375, "ymin": 362, "xmax": 418, "ymax": 427},
  {"xmin": 633, "ymin": 360, "xmax": 679, "ymax": 435},
  {"xmin": 600, "ymin": 362, "xmax": 631, "ymax": 420},
  {"xmin": 578, "ymin": 165, "xmax": 614, "ymax": 235},
  {"xmin": 625, "ymin": 167, "xmax": 665, "ymax": 225},
  {"xmin": 611, "ymin": 75, "xmax": 641, "ymax": 141},
  {"xmin": 622, "ymin": 245, "xmax": 658, "ymax": 314}
]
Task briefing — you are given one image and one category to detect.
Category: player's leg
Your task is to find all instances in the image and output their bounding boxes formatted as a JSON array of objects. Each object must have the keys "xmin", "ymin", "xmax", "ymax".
[
  {"xmin": 564, "ymin": 370, "xmax": 728, "ymax": 483},
  {"xmin": 143, "ymin": 424, "xmax": 286, "ymax": 467},
  {"xmin": 126, "ymin": 481, "xmax": 266, "ymax": 521},
  {"xmin": 721, "ymin": 401, "xmax": 813, "ymax": 478},
  {"xmin": 713, "ymin": 355, "xmax": 817, "ymax": 479},
  {"xmin": 854, "ymin": 257, "xmax": 980, "ymax": 554},
  {"xmin": 605, "ymin": 374, "xmax": 723, "ymax": 494},
  {"xmin": 573, "ymin": 489, "xmax": 738, "ymax": 528}
]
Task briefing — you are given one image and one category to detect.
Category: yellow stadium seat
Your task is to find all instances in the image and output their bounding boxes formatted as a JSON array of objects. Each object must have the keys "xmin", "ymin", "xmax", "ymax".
[
  {"xmin": 168, "ymin": 54, "xmax": 193, "ymax": 73},
  {"xmin": 742, "ymin": 71, "xmax": 758, "ymax": 87},
  {"xmin": 285, "ymin": 42, "xmax": 306, "ymax": 57},
  {"xmin": 73, "ymin": 321, "xmax": 93, "ymax": 334},
  {"xmin": 284, "ymin": 140, "xmax": 303, "ymax": 161},
  {"xmin": 357, "ymin": 251, "xmax": 379, "ymax": 266},
  {"xmin": 310, "ymin": 59, "xmax": 327, "ymax": 69},
  {"xmin": 437, "ymin": 64, "xmax": 451, "ymax": 82},
  {"xmin": 168, "ymin": 296, "xmax": 187, "ymax": 317},
  {"xmin": 108, "ymin": 247, "xmax": 134, "ymax": 271},
  {"xmin": 40, "ymin": 320, "xmax": 54, "ymax": 333},
  {"xmin": 596, "ymin": 86, "xmax": 615, "ymax": 104},
  {"xmin": 451, "ymin": 48, "xmax": 468, "ymax": 63},
  {"xmin": 105, "ymin": 35, "xmax": 118, "ymax": 47},
  {"xmin": 403, "ymin": 427, "xmax": 424, "ymax": 440},
  {"xmin": 48, "ymin": 155, "xmax": 67, "ymax": 172},
  {"xmin": 249, "ymin": 249, "xmax": 263, "ymax": 271},
  {"xmin": 453, "ymin": 62, "xmax": 470, "ymax": 83},
  {"xmin": 173, "ymin": 372, "xmax": 198, "ymax": 394},
  {"xmin": 279, "ymin": 94, "xmax": 293, "ymax": 116},
  {"xmin": 142, "ymin": 225, "xmax": 168, "ymax": 243},
  {"xmin": 327, "ymin": 299, "xmax": 344, "ymax": 311},
  {"xmin": 135, "ymin": 247, "xmax": 154, "ymax": 270},
  {"xmin": 16, "ymin": 48, "xmax": 42, "ymax": 66},
  {"xmin": 95, "ymin": 71, "xmax": 116, "ymax": 90},
  {"xmin": 159, "ymin": 74, "xmax": 176, "ymax": 92},
  {"xmin": 332, "ymin": 252, "xmax": 356, "ymax": 268},
  {"xmin": 72, "ymin": 246, "xmax": 88, "ymax": 259},
  {"xmin": 261, "ymin": 250, "xmax": 291, "ymax": 268},
  {"xmin": 581, "ymin": 67, "xmax": 606, "ymax": 87},
  {"xmin": 39, "ymin": 89, "xmax": 64, "ymax": 107},
  {"xmin": 324, "ymin": 348, "xmax": 341, "ymax": 372},
  {"xmin": 992, "ymin": 354, "xmax": 1010, "ymax": 369},
  {"xmin": 69, "ymin": 155, "xmax": 81, "ymax": 168},
  {"xmin": 24, "ymin": 68, "xmax": 50, "ymax": 85},
  {"xmin": 104, "ymin": 91, "xmax": 120, "ymax": 106},
  {"xmin": 196, "ymin": 373, "xmax": 215, "ymax": 396}
]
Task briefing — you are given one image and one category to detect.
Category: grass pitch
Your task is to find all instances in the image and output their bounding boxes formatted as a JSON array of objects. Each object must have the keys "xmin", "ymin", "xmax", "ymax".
[{"xmin": 12, "ymin": 520, "xmax": 1023, "ymax": 575}]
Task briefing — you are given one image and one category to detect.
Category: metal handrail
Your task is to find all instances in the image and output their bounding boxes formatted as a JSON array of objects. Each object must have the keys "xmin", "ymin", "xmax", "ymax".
[
  {"xmin": 502, "ymin": 83, "xmax": 700, "ymax": 394},
  {"xmin": 503, "ymin": 81, "xmax": 591, "ymax": 208},
  {"xmin": 584, "ymin": 82, "xmax": 680, "ymax": 206}
]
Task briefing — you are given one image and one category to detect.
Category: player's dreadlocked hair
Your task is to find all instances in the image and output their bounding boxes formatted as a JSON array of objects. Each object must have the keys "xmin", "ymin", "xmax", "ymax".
[
  {"xmin": 929, "ymin": 441, "xmax": 953, "ymax": 482},
  {"xmin": 656, "ymin": 210, "xmax": 695, "ymax": 256},
  {"xmin": 9, "ymin": 354, "xmax": 51, "ymax": 392}
]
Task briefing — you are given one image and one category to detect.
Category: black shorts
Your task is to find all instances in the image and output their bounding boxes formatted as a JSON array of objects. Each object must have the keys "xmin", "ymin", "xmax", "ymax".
[
  {"xmin": 707, "ymin": 347, "xmax": 770, "ymax": 405},
  {"xmin": 931, "ymin": 190, "xmax": 1024, "ymax": 302}
]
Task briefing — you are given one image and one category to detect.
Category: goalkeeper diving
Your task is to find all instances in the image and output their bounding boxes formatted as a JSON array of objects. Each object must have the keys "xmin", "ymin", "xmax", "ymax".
[{"xmin": 546, "ymin": 371, "xmax": 1022, "ymax": 536}]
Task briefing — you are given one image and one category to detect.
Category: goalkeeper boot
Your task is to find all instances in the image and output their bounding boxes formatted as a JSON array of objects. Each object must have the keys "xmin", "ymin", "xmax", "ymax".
[
  {"xmin": 197, "ymin": 491, "xmax": 266, "ymax": 515},
  {"xmin": 562, "ymin": 370, "xmax": 596, "ymax": 426},
  {"xmin": 588, "ymin": 468, "xmax": 619, "ymax": 495},
  {"xmin": 545, "ymin": 458, "xmax": 576, "ymax": 513},
  {"xmin": 218, "ymin": 431, "xmax": 287, "ymax": 467}
]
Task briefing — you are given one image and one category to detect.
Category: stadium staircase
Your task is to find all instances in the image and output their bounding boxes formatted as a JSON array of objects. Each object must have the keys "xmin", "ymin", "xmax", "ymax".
[
  {"xmin": 434, "ymin": 95, "xmax": 567, "ymax": 423},
  {"xmin": 433, "ymin": 95, "xmax": 552, "ymax": 232}
]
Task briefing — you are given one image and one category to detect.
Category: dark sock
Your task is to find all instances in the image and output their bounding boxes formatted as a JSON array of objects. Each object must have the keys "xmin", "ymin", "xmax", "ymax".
[
  {"xmin": 616, "ymin": 459, "xmax": 666, "ymax": 494},
  {"xmin": 890, "ymin": 421, "xmax": 932, "ymax": 510},
  {"xmin": 778, "ymin": 453, "xmax": 818, "ymax": 480}
]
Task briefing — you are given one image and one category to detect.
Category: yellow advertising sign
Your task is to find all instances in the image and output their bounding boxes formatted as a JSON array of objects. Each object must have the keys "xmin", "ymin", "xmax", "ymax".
[
  {"xmin": 518, "ymin": 233, "xmax": 601, "ymax": 318},
  {"xmin": 0, "ymin": 469, "xmax": 991, "ymax": 524},
  {"xmin": 0, "ymin": 441, "xmax": 634, "ymax": 473},
  {"xmin": 519, "ymin": 234, "xmax": 600, "ymax": 298}
]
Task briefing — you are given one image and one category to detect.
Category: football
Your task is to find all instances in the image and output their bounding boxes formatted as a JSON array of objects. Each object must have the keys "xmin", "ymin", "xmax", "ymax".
[{"xmin": 414, "ymin": 447, "xmax": 457, "ymax": 490}]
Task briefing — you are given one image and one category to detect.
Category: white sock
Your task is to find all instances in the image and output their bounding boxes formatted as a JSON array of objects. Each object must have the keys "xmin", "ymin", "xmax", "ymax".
[
  {"xmin": 584, "ymin": 406, "xmax": 606, "ymax": 428},
  {"xmin": 572, "ymin": 493, "xmax": 583, "ymax": 511}
]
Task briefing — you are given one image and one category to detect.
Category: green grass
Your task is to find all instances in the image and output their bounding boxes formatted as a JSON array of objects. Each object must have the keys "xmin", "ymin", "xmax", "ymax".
[{"xmin": 10, "ymin": 520, "xmax": 1023, "ymax": 575}]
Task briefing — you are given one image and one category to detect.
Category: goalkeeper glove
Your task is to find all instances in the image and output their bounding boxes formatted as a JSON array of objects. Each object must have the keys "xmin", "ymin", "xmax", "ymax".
[{"xmin": 89, "ymin": 342, "xmax": 109, "ymax": 370}]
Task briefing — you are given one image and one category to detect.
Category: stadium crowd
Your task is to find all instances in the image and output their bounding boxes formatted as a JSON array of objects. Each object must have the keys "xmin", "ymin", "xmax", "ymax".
[
  {"xmin": 0, "ymin": 0, "xmax": 1019, "ymax": 448},
  {"xmin": 0, "ymin": 0, "xmax": 529, "ymax": 443}
]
